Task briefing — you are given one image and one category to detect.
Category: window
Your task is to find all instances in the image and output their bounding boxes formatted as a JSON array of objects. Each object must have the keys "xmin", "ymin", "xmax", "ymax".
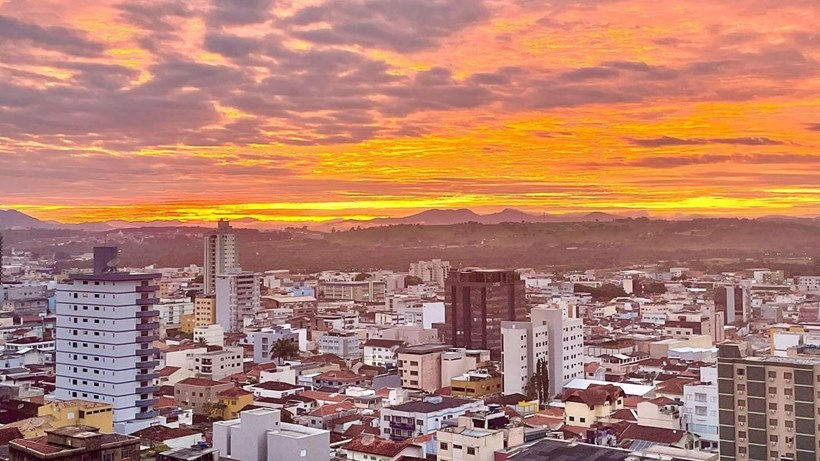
[
  {"xmin": 453, "ymin": 445, "xmax": 462, "ymax": 450},
  {"xmin": 467, "ymin": 447, "xmax": 476, "ymax": 455},
  {"xmin": 440, "ymin": 442, "xmax": 448, "ymax": 450}
]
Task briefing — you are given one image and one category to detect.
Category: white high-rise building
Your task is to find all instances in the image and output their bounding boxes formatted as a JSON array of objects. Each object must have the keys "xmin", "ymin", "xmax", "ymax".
[
  {"xmin": 215, "ymin": 271, "xmax": 260, "ymax": 333},
  {"xmin": 204, "ymin": 219, "xmax": 238, "ymax": 295},
  {"xmin": 55, "ymin": 247, "xmax": 161, "ymax": 434},
  {"xmin": 410, "ymin": 259, "xmax": 451, "ymax": 286},
  {"xmin": 501, "ymin": 306, "xmax": 584, "ymax": 398}
]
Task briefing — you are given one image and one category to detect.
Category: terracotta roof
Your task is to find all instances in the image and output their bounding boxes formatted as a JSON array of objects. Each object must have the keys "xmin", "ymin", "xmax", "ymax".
[
  {"xmin": 317, "ymin": 370, "xmax": 366, "ymax": 382},
  {"xmin": 584, "ymin": 362, "xmax": 604, "ymax": 373},
  {"xmin": 0, "ymin": 427, "xmax": 24, "ymax": 445},
  {"xmin": 309, "ymin": 401, "xmax": 355, "ymax": 417},
  {"xmin": 176, "ymin": 377, "xmax": 226, "ymax": 387},
  {"xmin": 343, "ymin": 436, "xmax": 413, "ymax": 457},
  {"xmin": 11, "ymin": 437, "xmax": 64, "ymax": 454},
  {"xmin": 617, "ymin": 422, "xmax": 688, "ymax": 445},
  {"xmin": 157, "ymin": 366, "xmax": 181, "ymax": 377},
  {"xmin": 131, "ymin": 425, "xmax": 200, "ymax": 443},
  {"xmin": 655, "ymin": 377, "xmax": 696, "ymax": 396},
  {"xmin": 362, "ymin": 339, "xmax": 406, "ymax": 348},
  {"xmin": 342, "ymin": 424, "xmax": 381, "ymax": 438},
  {"xmin": 609, "ymin": 408, "xmax": 638, "ymax": 422},
  {"xmin": 250, "ymin": 381, "xmax": 303, "ymax": 391},
  {"xmin": 301, "ymin": 390, "xmax": 354, "ymax": 403},
  {"xmin": 647, "ymin": 397, "xmax": 676, "ymax": 406},
  {"xmin": 154, "ymin": 396, "xmax": 177, "ymax": 409},
  {"xmin": 623, "ymin": 396, "xmax": 647, "ymax": 408},
  {"xmin": 525, "ymin": 414, "xmax": 564, "ymax": 428},
  {"xmin": 218, "ymin": 387, "xmax": 253, "ymax": 398},
  {"xmin": 561, "ymin": 384, "xmax": 624, "ymax": 407}
]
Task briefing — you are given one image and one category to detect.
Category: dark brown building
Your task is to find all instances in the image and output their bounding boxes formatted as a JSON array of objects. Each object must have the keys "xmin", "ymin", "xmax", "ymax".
[
  {"xmin": 435, "ymin": 269, "xmax": 527, "ymax": 360},
  {"xmin": 8, "ymin": 426, "xmax": 140, "ymax": 461}
]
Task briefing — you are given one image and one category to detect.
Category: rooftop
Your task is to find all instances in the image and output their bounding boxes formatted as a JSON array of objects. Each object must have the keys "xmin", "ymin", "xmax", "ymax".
[
  {"xmin": 386, "ymin": 396, "xmax": 475, "ymax": 414},
  {"xmin": 506, "ymin": 438, "xmax": 632, "ymax": 461}
]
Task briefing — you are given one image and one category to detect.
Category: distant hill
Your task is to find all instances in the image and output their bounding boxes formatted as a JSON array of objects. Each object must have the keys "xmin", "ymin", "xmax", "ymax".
[{"xmin": 0, "ymin": 209, "xmax": 60, "ymax": 229}]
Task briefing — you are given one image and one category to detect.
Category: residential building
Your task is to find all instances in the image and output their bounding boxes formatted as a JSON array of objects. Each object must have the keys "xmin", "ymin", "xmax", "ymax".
[
  {"xmin": 174, "ymin": 377, "xmax": 233, "ymax": 414},
  {"xmin": 262, "ymin": 295, "xmax": 318, "ymax": 317},
  {"xmin": 203, "ymin": 219, "xmax": 238, "ymax": 295},
  {"xmin": 158, "ymin": 446, "xmax": 219, "ymax": 461},
  {"xmin": 216, "ymin": 387, "xmax": 254, "ymax": 420},
  {"xmin": 637, "ymin": 397, "xmax": 683, "ymax": 430},
  {"xmin": 54, "ymin": 247, "xmax": 161, "ymax": 434},
  {"xmin": 192, "ymin": 347, "xmax": 243, "ymax": 380},
  {"xmin": 215, "ymin": 271, "xmax": 261, "ymax": 333},
  {"xmin": 317, "ymin": 281, "xmax": 386, "ymax": 304},
  {"xmin": 436, "ymin": 269, "xmax": 527, "ymax": 360},
  {"xmin": 410, "ymin": 259, "xmax": 451, "ymax": 287},
  {"xmin": 437, "ymin": 409, "xmax": 525, "ymax": 461},
  {"xmin": 157, "ymin": 299, "xmax": 195, "ymax": 331},
  {"xmin": 396, "ymin": 344, "xmax": 451, "ymax": 392},
  {"xmin": 37, "ymin": 400, "xmax": 114, "ymax": 433},
  {"xmin": 500, "ymin": 320, "xmax": 548, "ymax": 396},
  {"xmin": 363, "ymin": 339, "xmax": 406, "ymax": 367},
  {"xmin": 561, "ymin": 384, "xmax": 625, "ymax": 427},
  {"xmin": 194, "ymin": 295, "xmax": 216, "ymax": 328},
  {"xmin": 340, "ymin": 437, "xmax": 424, "ymax": 461},
  {"xmin": 252, "ymin": 327, "xmax": 300, "ymax": 364},
  {"xmin": 213, "ymin": 408, "xmax": 330, "ymax": 461},
  {"xmin": 717, "ymin": 342, "xmax": 820, "ymax": 461},
  {"xmin": 8, "ymin": 426, "xmax": 140, "ymax": 461},
  {"xmin": 683, "ymin": 367, "xmax": 719, "ymax": 451},
  {"xmin": 450, "ymin": 369, "xmax": 503, "ymax": 398},
  {"xmin": 193, "ymin": 324, "xmax": 224, "ymax": 347},
  {"xmin": 245, "ymin": 381, "xmax": 303, "ymax": 399},
  {"xmin": 380, "ymin": 395, "xmax": 484, "ymax": 440},
  {"xmin": 796, "ymin": 276, "xmax": 820, "ymax": 293},
  {"xmin": 318, "ymin": 330, "xmax": 360, "ymax": 361}
]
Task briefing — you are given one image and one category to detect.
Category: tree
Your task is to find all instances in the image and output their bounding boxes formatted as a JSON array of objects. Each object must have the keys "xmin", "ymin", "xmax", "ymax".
[
  {"xmin": 404, "ymin": 275, "xmax": 423, "ymax": 286},
  {"xmin": 205, "ymin": 401, "xmax": 228, "ymax": 420},
  {"xmin": 524, "ymin": 359, "xmax": 550, "ymax": 404},
  {"xmin": 354, "ymin": 272, "xmax": 370, "ymax": 281},
  {"xmin": 196, "ymin": 336, "xmax": 208, "ymax": 347},
  {"xmin": 270, "ymin": 338, "xmax": 300, "ymax": 364}
]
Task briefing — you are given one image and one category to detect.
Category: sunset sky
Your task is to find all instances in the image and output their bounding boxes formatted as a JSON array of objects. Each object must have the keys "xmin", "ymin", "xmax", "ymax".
[{"xmin": 1, "ymin": 0, "xmax": 819, "ymax": 223}]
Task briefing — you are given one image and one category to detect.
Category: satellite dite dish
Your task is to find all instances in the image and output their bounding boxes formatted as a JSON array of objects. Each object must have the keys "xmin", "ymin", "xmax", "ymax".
[
  {"xmin": 93, "ymin": 246, "xmax": 120, "ymax": 274},
  {"xmin": 105, "ymin": 257, "xmax": 121, "ymax": 272}
]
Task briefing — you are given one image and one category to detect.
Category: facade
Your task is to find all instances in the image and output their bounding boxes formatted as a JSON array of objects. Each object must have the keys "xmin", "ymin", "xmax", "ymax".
[
  {"xmin": 410, "ymin": 259, "xmax": 451, "ymax": 287},
  {"xmin": 262, "ymin": 295, "xmax": 318, "ymax": 317},
  {"xmin": 193, "ymin": 324, "xmax": 225, "ymax": 347},
  {"xmin": 317, "ymin": 330, "xmax": 360, "ymax": 361},
  {"xmin": 174, "ymin": 377, "xmax": 233, "ymax": 414},
  {"xmin": 215, "ymin": 271, "xmax": 261, "ymax": 333},
  {"xmin": 37, "ymin": 400, "xmax": 114, "ymax": 434},
  {"xmin": 252, "ymin": 327, "xmax": 300, "ymax": 364},
  {"xmin": 8, "ymin": 426, "xmax": 140, "ymax": 461},
  {"xmin": 317, "ymin": 281, "xmax": 386, "ymax": 303},
  {"xmin": 500, "ymin": 320, "xmax": 549, "ymax": 395},
  {"xmin": 436, "ymin": 269, "xmax": 527, "ymax": 360},
  {"xmin": 54, "ymin": 248, "xmax": 161, "ymax": 434},
  {"xmin": 437, "ymin": 410, "xmax": 525, "ymax": 461},
  {"xmin": 213, "ymin": 408, "xmax": 330, "ymax": 461},
  {"xmin": 192, "ymin": 347, "xmax": 243, "ymax": 380},
  {"xmin": 717, "ymin": 343, "xmax": 820, "ymax": 461},
  {"xmin": 157, "ymin": 299, "xmax": 195, "ymax": 331},
  {"xmin": 194, "ymin": 295, "xmax": 216, "ymax": 329},
  {"xmin": 683, "ymin": 367, "xmax": 719, "ymax": 451},
  {"xmin": 363, "ymin": 339, "xmax": 406, "ymax": 367},
  {"xmin": 396, "ymin": 344, "xmax": 451, "ymax": 392},
  {"xmin": 380, "ymin": 395, "xmax": 484, "ymax": 440},
  {"xmin": 203, "ymin": 219, "xmax": 238, "ymax": 295},
  {"xmin": 450, "ymin": 369, "xmax": 503, "ymax": 398},
  {"xmin": 561, "ymin": 384, "xmax": 625, "ymax": 428}
]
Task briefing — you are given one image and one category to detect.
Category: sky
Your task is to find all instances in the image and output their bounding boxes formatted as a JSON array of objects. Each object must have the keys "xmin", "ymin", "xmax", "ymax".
[{"xmin": 0, "ymin": 0, "xmax": 819, "ymax": 224}]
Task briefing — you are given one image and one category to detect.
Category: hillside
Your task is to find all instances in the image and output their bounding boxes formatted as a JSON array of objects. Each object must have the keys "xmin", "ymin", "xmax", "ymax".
[{"xmin": 2, "ymin": 218, "xmax": 819, "ymax": 274}]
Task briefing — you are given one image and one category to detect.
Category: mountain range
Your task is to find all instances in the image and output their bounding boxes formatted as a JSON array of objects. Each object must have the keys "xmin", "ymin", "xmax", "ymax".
[{"xmin": 0, "ymin": 207, "xmax": 815, "ymax": 232}]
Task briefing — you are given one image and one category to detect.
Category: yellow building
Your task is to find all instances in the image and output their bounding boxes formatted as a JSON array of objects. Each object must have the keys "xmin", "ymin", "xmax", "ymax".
[
  {"xmin": 561, "ymin": 384, "xmax": 625, "ymax": 428},
  {"xmin": 195, "ymin": 295, "xmax": 217, "ymax": 328},
  {"xmin": 180, "ymin": 313, "xmax": 196, "ymax": 334},
  {"xmin": 450, "ymin": 370, "xmax": 503, "ymax": 398},
  {"xmin": 6, "ymin": 400, "xmax": 114, "ymax": 438},
  {"xmin": 216, "ymin": 387, "xmax": 254, "ymax": 420}
]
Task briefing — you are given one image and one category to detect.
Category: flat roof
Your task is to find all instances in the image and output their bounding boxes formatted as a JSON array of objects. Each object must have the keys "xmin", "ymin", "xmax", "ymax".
[{"xmin": 69, "ymin": 272, "xmax": 160, "ymax": 282}]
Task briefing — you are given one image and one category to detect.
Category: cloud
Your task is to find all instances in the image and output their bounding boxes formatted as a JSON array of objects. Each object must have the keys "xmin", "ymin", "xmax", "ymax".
[
  {"xmin": 626, "ymin": 153, "xmax": 820, "ymax": 168},
  {"xmin": 0, "ymin": 14, "xmax": 105, "ymax": 56},
  {"xmin": 806, "ymin": 123, "xmax": 820, "ymax": 132},
  {"xmin": 206, "ymin": 0, "xmax": 274, "ymax": 26},
  {"xmin": 629, "ymin": 136, "xmax": 786, "ymax": 147}
]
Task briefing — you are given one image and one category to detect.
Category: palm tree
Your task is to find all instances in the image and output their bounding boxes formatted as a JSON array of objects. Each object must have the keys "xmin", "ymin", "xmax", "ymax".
[
  {"xmin": 270, "ymin": 338, "xmax": 300, "ymax": 364},
  {"xmin": 196, "ymin": 336, "xmax": 208, "ymax": 347}
]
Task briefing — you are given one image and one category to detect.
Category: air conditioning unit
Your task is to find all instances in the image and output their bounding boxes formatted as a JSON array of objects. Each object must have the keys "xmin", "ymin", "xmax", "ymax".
[{"xmin": 739, "ymin": 421, "xmax": 745, "ymax": 426}]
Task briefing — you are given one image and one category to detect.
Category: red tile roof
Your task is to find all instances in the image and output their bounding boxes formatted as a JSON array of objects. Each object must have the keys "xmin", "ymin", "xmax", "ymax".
[
  {"xmin": 218, "ymin": 387, "xmax": 253, "ymax": 398},
  {"xmin": 309, "ymin": 401, "xmax": 355, "ymax": 417},
  {"xmin": 157, "ymin": 366, "xmax": 181, "ymax": 377},
  {"xmin": 343, "ymin": 436, "xmax": 413, "ymax": 457},
  {"xmin": 0, "ymin": 427, "xmax": 24, "ymax": 445},
  {"xmin": 176, "ymin": 377, "xmax": 227, "ymax": 387},
  {"xmin": 617, "ymin": 423, "xmax": 687, "ymax": 445},
  {"xmin": 317, "ymin": 370, "xmax": 365, "ymax": 382},
  {"xmin": 131, "ymin": 425, "xmax": 200, "ymax": 443},
  {"xmin": 561, "ymin": 384, "xmax": 624, "ymax": 407}
]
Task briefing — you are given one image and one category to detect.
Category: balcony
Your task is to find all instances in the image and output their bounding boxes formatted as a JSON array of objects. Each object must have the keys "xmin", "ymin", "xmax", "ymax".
[
  {"xmin": 137, "ymin": 322, "xmax": 160, "ymax": 331},
  {"xmin": 137, "ymin": 297, "xmax": 159, "ymax": 306},
  {"xmin": 136, "ymin": 334, "xmax": 159, "ymax": 343},
  {"xmin": 136, "ymin": 285, "xmax": 159, "ymax": 293},
  {"xmin": 136, "ymin": 348, "xmax": 156, "ymax": 357},
  {"xmin": 136, "ymin": 309, "xmax": 160, "ymax": 318},
  {"xmin": 135, "ymin": 410, "xmax": 158, "ymax": 420},
  {"xmin": 389, "ymin": 421, "xmax": 415, "ymax": 430},
  {"xmin": 136, "ymin": 360, "xmax": 159, "ymax": 369},
  {"xmin": 136, "ymin": 398, "xmax": 158, "ymax": 407},
  {"xmin": 136, "ymin": 373, "xmax": 159, "ymax": 381},
  {"xmin": 138, "ymin": 385, "xmax": 159, "ymax": 394}
]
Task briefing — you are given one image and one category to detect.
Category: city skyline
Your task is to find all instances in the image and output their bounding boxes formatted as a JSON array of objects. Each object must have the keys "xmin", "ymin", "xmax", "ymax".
[{"xmin": 1, "ymin": 0, "xmax": 819, "ymax": 223}]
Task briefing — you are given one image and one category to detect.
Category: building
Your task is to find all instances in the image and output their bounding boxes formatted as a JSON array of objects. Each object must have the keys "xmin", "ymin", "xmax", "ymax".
[
  {"xmin": 262, "ymin": 295, "xmax": 318, "ymax": 317},
  {"xmin": 192, "ymin": 347, "xmax": 243, "ymax": 380},
  {"xmin": 193, "ymin": 324, "xmax": 224, "ymax": 347},
  {"xmin": 450, "ymin": 369, "xmax": 503, "ymax": 398},
  {"xmin": 158, "ymin": 446, "xmax": 219, "ymax": 461},
  {"xmin": 37, "ymin": 400, "xmax": 114, "ymax": 434},
  {"xmin": 8, "ymin": 426, "xmax": 140, "ymax": 461},
  {"xmin": 215, "ymin": 271, "xmax": 261, "ymax": 333},
  {"xmin": 216, "ymin": 387, "xmax": 254, "ymax": 420},
  {"xmin": 340, "ymin": 437, "xmax": 424, "ymax": 461},
  {"xmin": 396, "ymin": 344, "xmax": 451, "ymax": 392},
  {"xmin": 174, "ymin": 377, "xmax": 234, "ymax": 414},
  {"xmin": 501, "ymin": 306, "xmax": 584, "ymax": 398},
  {"xmin": 436, "ymin": 269, "xmax": 527, "ymax": 360},
  {"xmin": 194, "ymin": 295, "xmax": 216, "ymax": 329},
  {"xmin": 561, "ymin": 384, "xmax": 625, "ymax": 427},
  {"xmin": 203, "ymin": 219, "xmax": 238, "ymax": 295},
  {"xmin": 317, "ymin": 281, "xmax": 386, "ymax": 304},
  {"xmin": 318, "ymin": 330, "xmax": 360, "ymax": 361},
  {"xmin": 796, "ymin": 276, "xmax": 820, "ymax": 293},
  {"xmin": 410, "ymin": 259, "xmax": 451, "ymax": 287},
  {"xmin": 54, "ymin": 247, "xmax": 161, "ymax": 434},
  {"xmin": 363, "ymin": 339, "xmax": 406, "ymax": 367},
  {"xmin": 157, "ymin": 299, "xmax": 195, "ymax": 332},
  {"xmin": 437, "ymin": 409, "xmax": 525, "ymax": 461},
  {"xmin": 213, "ymin": 408, "xmax": 330, "ymax": 461},
  {"xmin": 380, "ymin": 395, "xmax": 484, "ymax": 440},
  {"xmin": 252, "ymin": 327, "xmax": 300, "ymax": 364},
  {"xmin": 682, "ymin": 367, "xmax": 719, "ymax": 452},
  {"xmin": 717, "ymin": 342, "xmax": 820, "ymax": 461}
]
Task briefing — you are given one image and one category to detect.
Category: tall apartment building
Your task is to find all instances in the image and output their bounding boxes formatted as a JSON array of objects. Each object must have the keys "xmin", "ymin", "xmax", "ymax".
[
  {"xmin": 203, "ymin": 220, "xmax": 238, "ymax": 295},
  {"xmin": 194, "ymin": 295, "xmax": 216, "ymax": 328},
  {"xmin": 717, "ymin": 342, "xmax": 820, "ymax": 461},
  {"xmin": 436, "ymin": 269, "xmax": 527, "ymax": 360},
  {"xmin": 54, "ymin": 247, "xmax": 161, "ymax": 434},
  {"xmin": 410, "ymin": 259, "xmax": 452, "ymax": 286},
  {"xmin": 683, "ymin": 367, "xmax": 719, "ymax": 452},
  {"xmin": 215, "ymin": 271, "xmax": 260, "ymax": 333},
  {"xmin": 501, "ymin": 306, "xmax": 584, "ymax": 398}
]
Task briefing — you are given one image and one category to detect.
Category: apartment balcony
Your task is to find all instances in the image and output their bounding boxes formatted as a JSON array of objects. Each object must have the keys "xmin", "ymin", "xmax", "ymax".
[
  {"xmin": 136, "ymin": 360, "xmax": 159, "ymax": 369},
  {"xmin": 135, "ymin": 410, "xmax": 159, "ymax": 420},
  {"xmin": 138, "ymin": 385, "xmax": 159, "ymax": 394},
  {"xmin": 137, "ymin": 322, "xmax": 160, "ymax": 331},
  {"xmin": 136, "ymin": 309, "xmax": 160, "ymax": 318},
  {"xmin": 137, "ymin": 297, "xmax": 159, "ymax": 306},
  {"xmin": 136, "ymin": 335, "xmax": 159, "ymax": 343},
  {"xmin": 136, "ymin": 285, "xmax": 159, "ymax": 293},
  {"xmin": 136, "ymin": 373, "xmax": 158, "ymax": 381},
  {"xmin": 136, "ymin": 398, "xmax": 158, "ymax": 407},
  {"xmin": 389, "ymin": 421, "xmax": 415, "ymax": 431},
  {"xmin": 136, "ymin": 348, "xmax": 157, "ymax": 357}
]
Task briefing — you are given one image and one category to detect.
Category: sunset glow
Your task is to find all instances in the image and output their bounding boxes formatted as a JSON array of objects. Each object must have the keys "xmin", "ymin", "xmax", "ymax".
[{"xmin": 1, "ymin": 0, "xmax": 819, "ymax": 223}]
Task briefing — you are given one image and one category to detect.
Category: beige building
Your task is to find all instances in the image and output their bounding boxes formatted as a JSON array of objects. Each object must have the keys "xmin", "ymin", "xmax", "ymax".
[
  {"xmin": 193, "ymin": 347, "xmax": 244, "ymax": 380},
  {"xmin": 397, "ymin": 344, "xmax": 450, "ymax": 392},
  {"xmin": 194, "ymin": 295, "xmax": 217, "ymax": 328},
  {"xmin": 561, "ymin": 384, "xmax": 625, "ymax": 428},
  {"xmin": 174, "ymin": 377, "xmax": 234, "ymax": 414},
  {"xmin": 450, "ymin": 369, "xmax": 503, "ymax": 398},
  {"xmin": 437, "ymin": 410, "xmax": 524, "ymax": 461},
  {"xmin": 636, "ymin": 397, "xmax": 683, "ymax": 430}
]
